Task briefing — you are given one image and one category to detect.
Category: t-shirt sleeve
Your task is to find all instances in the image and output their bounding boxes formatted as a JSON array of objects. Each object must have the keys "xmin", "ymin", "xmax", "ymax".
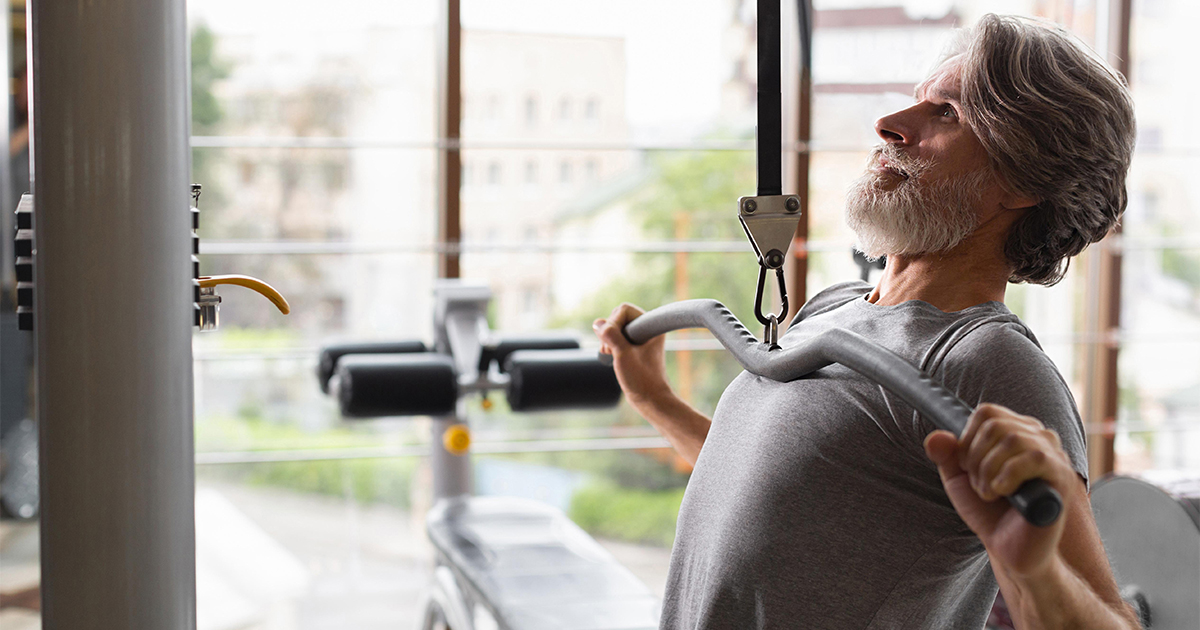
[{"xmin": 931, "ymin": 322, "xmax": 1090, "ymax": 486}]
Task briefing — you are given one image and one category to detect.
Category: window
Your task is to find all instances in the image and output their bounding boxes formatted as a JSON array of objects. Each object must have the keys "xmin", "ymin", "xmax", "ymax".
[
  {"xmin": 170, "ymin": 3, "xmax": 1177, "ymax": 626},
  {"xmin": 462, "ymin": 161, "xmax": 473, "ymax": 187},
  {"xmin": 186, "ymin": 3, "xmax": 442, "ymax": 625},
  {"xmin": 1118, "ymin": 0, "xmax": 1200, "ymax": 472},
  {"xmin": 524, "ymin": 95, "xmax": 537, "ymax": 125},
  {"xmin": 524, "ymin": 158, "xmax": 538, "ymax": 185},
  {"xmin": 487, "ymin": 94, "xmax": 501, "ymax": 120}
]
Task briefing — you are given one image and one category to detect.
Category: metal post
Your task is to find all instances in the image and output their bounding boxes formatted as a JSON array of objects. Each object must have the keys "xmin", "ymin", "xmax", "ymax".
[
  {"xmin": 1082, "ymin": 0, "xmax": 1132, "ymax": 478},
  {"xmin": 431, "ymin": 414, "xmax": 472, "ymax": 500},
  {"xmin": 756, "ymin": 0, "xmax": 782, "ymax": 197},
  {"xmin": 30, "ymin": 0, "xmax": 195, "ymax": 626},
  {"xmin": 437, "ymin": 0, "xmax": 462, "ymax": 279},
  {"xmin": 0, "ymin": 0, "xmax": 24, "ymax": 438},
  {"xmin": 785, "ymin": 0, "xmax": 813, "ymax": 321}
]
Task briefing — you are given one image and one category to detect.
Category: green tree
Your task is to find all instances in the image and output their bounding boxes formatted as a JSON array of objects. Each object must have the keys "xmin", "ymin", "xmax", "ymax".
[
  {"xmin": 190, "ymin": 24, "xmax": 232, "ymax": 215},
  {"xmin": 563, "ymin": 148, "xmax": 764, "ymax": 415},
  {"xmin": 191, "ymin": 24, "xmax": 231, "ymax": 135}
]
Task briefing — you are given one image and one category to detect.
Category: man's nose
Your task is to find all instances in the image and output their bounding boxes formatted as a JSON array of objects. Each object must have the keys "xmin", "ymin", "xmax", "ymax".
[{"xmin": 874, "ymin": 107, "xmax": 916, "ymax": 145}]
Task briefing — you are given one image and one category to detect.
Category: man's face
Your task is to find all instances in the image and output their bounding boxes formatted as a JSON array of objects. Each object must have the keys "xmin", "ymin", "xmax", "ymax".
[{"xmin": 845, "ymin": 57, "xmax": 1001, "ymax": 259}]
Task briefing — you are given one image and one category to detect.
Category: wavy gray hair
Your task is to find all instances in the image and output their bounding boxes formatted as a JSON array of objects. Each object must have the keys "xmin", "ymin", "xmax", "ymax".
[{"xmin": 952, "ymin": 14, "xmax": 1136, "ymax": 285}]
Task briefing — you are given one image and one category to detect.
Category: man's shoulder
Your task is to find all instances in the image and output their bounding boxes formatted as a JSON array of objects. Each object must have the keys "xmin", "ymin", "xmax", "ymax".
[
  {"xmin": 940, "ymin": 316, "xmax": 1048, "ymax": 371},
  {"xmin": 935, "ymin": 316, "xmax": 1078, "ymax": 420}
]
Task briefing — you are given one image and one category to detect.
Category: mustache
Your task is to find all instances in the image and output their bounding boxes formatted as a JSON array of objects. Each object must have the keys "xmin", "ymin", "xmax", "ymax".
[{"xmin": 867, "ymin": 144, "xmax": 932, "ymax": 180}]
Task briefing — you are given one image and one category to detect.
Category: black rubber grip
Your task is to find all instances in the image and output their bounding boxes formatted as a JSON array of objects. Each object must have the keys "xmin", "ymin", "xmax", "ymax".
[
  {"xmin": 619, "ymin": 299, "xmax": 1063, "ymax": 527},
  {"xmin": 481, "ymin": 334, "xmax": 580, "ymax": 373},
  {"xmin": 505, "ymin": 349, "xmax": 622, "ymax": 412},
  {"xmin": 318, "ymin": 340, "xmax": 427, "ymax": 393},
  {"xmin": 336, "ymin": 353, "xmax": 457, "ymax": 418},
  {"xmin": 1006, "ymin": 478, "xmax": 1063, "ymax": 527}
]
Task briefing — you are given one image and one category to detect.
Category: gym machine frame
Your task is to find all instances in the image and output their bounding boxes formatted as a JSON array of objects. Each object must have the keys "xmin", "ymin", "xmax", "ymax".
[{"xmin": 319, "ymin": 282, "xmax": 657, "ymax": 630}]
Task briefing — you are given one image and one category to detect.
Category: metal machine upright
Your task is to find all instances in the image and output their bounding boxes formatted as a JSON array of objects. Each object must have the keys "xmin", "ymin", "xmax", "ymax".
[{"xmin": 30, "ymin": 0, "xmax": 196, "ymax": 626}]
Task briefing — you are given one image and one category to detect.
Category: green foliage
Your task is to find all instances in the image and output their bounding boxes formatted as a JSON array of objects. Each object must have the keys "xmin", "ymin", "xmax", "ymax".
[
  {"xmin": 505, "ymin": 448, "xmax": 689, "ymax": 491},
  {"xmin": 1162, "ymin": 247, "xmax": 1200, "ymax": 294},
  {"xmin": 207, "ymin": 458, "xmax": 417, "ymax": 509},
  {"xmin": 569, "ymin": 481, "xmax": 686, "ymax": 547},
  {"xmin": 197, "ymin": 416, "xmax": 418, "ymax": 507},
  {"xmin": 558, "ymin": 149, "xmax": 761, "ymax": 412},
  {"xmin": 637, "ymin": 149, "xmax": 756, "ymax": 240},
  {"xmin": 190, "ymin": 24, "xmax": 233, "ymax": 222},
  {"xmin": 196, "ymin": 415, "xmax": 401, "ymax": 452},
  {"xmin": 191, "ymin": 24, "xmax": 231, "ymax": 135}
]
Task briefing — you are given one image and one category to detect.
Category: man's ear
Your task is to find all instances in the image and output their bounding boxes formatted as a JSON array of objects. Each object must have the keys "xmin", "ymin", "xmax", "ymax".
[
  {"xmin": 1001, "ymin": 192, "xmax": 1039, "ymax": 211},
  {"xmin": 993, "ymin": 174, "xmax": 1039, "ymax": 211}
]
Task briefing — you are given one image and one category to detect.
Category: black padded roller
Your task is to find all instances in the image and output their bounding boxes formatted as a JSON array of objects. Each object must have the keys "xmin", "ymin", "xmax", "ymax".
[
  {"xmin": 337, "ymin": 353, "xmax": 457, "ymax": 418},
  {"xmin": 505, "ymin": 349, "xmax": 621, "ymax": 412},
  {"xmin": 480, "ymin": 334, "xmax": 580, "ymax": 373},
  {"xmin": 318, "ymin": 340, "xmax": 427, "ymax": 393}
]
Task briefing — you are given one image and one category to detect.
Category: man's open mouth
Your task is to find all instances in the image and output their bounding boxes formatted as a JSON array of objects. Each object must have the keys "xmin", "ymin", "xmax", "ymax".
[{"xmin": 877, "ymin": 158, "xmax": 910, "ymax": 180}]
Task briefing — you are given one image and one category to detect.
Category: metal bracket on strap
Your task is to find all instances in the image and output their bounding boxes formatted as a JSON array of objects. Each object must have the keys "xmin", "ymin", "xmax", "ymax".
[{"xmin": 738, "ymin": 194, "xmax": 801, "ymax": 346}]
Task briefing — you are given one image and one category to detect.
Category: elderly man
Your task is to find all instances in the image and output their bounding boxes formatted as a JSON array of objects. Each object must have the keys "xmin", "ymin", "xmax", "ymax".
[{"xmin": 593, "ymin": 14, "xmax": 1140, "ymax": 630}]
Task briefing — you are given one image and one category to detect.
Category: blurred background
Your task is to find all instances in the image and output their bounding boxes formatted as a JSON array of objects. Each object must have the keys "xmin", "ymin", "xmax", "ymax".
[{"xmin": 1, "ymin": 0, "xmax": 1197, "ymax": 628}]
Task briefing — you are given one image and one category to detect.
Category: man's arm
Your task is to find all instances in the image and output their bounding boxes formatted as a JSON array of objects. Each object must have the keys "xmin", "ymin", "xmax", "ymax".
[
  {"xmin": 594, "ymin": 303, "xmax": 711, "ymax": 465},
  {"xmin": 924, "ymin": 404, "xmax": 1139, "ymax": 630}
]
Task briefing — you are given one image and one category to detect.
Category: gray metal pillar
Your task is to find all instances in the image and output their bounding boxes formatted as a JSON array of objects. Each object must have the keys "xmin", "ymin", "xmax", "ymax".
[
  {"xmin": 30, "ymin": 0, "xmax": 195, "ymax": 625},
  {"xmin": 431, "ymin": 413, "xmax": 472, "ymax": 500}
]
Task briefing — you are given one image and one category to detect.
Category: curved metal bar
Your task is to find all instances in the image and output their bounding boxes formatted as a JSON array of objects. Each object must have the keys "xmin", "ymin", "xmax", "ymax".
[{"xmin": 621, "ymin": 298, "xmax": 1063, "ymax": 527}]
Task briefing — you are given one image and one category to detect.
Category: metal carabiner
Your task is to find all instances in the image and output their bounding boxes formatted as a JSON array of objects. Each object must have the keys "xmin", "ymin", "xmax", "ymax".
[{"xmin": 753, "ymin": 264, "xmax": 788, "ymax": 347}]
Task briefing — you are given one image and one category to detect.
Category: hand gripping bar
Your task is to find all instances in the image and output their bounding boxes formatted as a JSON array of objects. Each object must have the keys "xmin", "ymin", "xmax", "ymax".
[{"xmin": 621, "ymin": 299, "xmax": 1063, "ymax": 527}]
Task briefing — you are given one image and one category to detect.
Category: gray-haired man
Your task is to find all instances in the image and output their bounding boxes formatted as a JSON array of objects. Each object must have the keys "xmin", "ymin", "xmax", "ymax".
[{"xmin": 595, "ymin": 14, "xmax": 1140, "ymax": 630}]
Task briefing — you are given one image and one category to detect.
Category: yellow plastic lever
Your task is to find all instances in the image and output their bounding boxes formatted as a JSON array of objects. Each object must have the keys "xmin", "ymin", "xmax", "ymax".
[{"xmin": 198, "ymin": 275, "xmax": 291, "ymax": 314}]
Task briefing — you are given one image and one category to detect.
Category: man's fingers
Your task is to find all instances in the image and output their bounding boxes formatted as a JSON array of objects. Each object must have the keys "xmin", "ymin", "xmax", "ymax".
[
  {"xmin": 974, "ymin": 432, "xmax": 1029, "ymax": 501},
  {"xmin": 594, "ymin": 319, "xmax": 629, "ymax": 350},
  {"xmin": 989, "ymin": 449, "xmax": 1052, "ymax": 498},
  {"xmin": 608, "ymin": 302, "xmax": 644, "ymax": 327},
  {"xmin": 962, "ymin": 412, "xmax": 1042, "ymax": 475},
  {"xmin": 923, "ymin": 430, "xmax": 964, "ymax": 480}
]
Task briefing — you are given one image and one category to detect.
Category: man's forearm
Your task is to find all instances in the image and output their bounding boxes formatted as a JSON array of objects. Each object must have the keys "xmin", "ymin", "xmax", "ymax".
[
  {"xmin": 627, "ymin": 391, "xmax": 711, "ymax": 466},
  {"xmin": 995, "ymin": 552, "xmax": 1137, "ymax": 630}
]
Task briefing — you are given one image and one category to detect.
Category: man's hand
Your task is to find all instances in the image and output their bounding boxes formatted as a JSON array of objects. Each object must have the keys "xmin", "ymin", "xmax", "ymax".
[
  {"xmin": 593, "ymin": 303, "xmax": 671, "ymax": 406},
  {"xmin": 925, "ymin": 404, "xmax": 1138, "ymax": 629},
  {"xmin": 593, "ymin": 303, "xmax": 712, "ymax": 465},
  {"xmin": 922, "ymin": 403, "xmax": 1080, "ymax": 577}
]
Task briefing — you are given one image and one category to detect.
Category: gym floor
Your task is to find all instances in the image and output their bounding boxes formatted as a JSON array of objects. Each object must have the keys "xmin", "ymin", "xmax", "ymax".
[{"xmin": 0, "ymin": 482, "xmax": 672, "ymax": 630}]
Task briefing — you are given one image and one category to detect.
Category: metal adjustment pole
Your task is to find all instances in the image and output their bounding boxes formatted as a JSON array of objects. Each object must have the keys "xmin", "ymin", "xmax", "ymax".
[
  {"xmin": 785, "ymin": 0, "xmax": 814, "ymax": 321},
  {"xmin": 31, "ymin": 0, "xmax": 195, "ymax": 626},
  {"xmin": 437, "ymin": 0, "xmax": 463, "ymax": 279},
  {"xmin": 741, "ymin": 1, "xmax": 801, "ymax": 346}
]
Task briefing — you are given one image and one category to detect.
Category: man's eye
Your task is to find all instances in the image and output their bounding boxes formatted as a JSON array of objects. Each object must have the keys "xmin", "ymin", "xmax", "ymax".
[{"xmin": 940, "ymin": 105, "xmax": 957, "ymax": 119}]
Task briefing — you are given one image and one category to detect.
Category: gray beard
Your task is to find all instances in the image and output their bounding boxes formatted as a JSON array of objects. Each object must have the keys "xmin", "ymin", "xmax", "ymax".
[{"xmin": 845, "ymin": 166, "xmax": 990, "ymax": 259}]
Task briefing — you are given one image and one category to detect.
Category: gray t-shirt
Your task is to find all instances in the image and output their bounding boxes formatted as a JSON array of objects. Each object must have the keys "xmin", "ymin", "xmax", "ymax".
[{"xmin": 660, "ymin": 281, "xmax": 1088, "ymax": 630}]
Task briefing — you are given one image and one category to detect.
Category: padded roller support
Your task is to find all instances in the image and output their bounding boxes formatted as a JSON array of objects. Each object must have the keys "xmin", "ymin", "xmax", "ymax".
[
  {"xmin": 480, "ymin": 334, "xmax": 580, "ymax": 373},
  {"xmin": 505, "ymin": 349, "xmax": 622, "ymax": 412},
  {"xmin": 318, "ymin": 340, "xmax": 427, "ymax": 393},
  {"xmin": 338, "ymin": 353, "xmax": 457, "ymax": 418}
]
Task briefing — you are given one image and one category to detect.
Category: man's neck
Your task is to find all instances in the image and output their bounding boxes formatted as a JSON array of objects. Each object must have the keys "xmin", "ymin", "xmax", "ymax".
[{"xmin": 867, "ymin": 237, "xmax": 1012, "ymax": 313}]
